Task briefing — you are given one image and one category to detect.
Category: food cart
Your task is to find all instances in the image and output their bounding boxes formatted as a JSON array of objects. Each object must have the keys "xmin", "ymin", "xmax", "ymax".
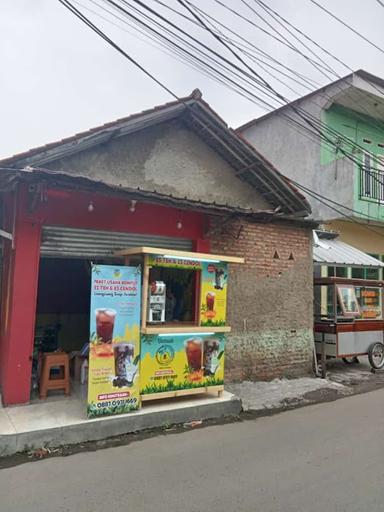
[
  {"xmin": 314, "ymin": 277, "xmax": 384, "ymax": 370},
  {"xmin": 114, "ymin": 246, "xmax": 244, "ymax": 402}
]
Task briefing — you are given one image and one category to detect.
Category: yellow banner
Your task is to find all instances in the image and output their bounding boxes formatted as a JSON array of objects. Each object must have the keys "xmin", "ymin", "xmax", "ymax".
[
  {"xmin": 199, "ymin": 262, "xmax": 228, "ymax": 327},
  {"xmin": 88, "ymin": 265, "xmax": 141, "ymax": 417},
  {"xmin": 140, "ymin": 333, "xmax": 225, "ymax": 395}
]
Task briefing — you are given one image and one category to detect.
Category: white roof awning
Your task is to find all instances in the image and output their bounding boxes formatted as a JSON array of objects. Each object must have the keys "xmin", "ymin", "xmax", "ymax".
[{"xmin": 313, "ymin": 231, "xmax": 384, "ymax": 268}]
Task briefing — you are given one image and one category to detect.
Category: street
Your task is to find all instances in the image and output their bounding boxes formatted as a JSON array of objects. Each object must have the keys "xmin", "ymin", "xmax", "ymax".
[{"xmin": 1, "ymin": 390, "xmax": 384, "ymax": 512}]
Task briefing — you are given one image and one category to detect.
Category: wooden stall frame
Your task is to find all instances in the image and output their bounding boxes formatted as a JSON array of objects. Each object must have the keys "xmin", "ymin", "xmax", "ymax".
[{"xmin": 116, "ymin": 246, "xmax": 244, "ymax": 400}]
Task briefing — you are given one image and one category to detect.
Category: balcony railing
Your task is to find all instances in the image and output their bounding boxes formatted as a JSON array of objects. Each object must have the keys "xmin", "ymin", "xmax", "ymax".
[{"xmin": 360, "ymin": 166, "xmax": 384, "ymax": 202}]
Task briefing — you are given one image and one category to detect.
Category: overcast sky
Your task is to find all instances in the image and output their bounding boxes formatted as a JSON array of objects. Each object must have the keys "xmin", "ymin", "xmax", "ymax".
[{"xmin": 0, "ymin": 0, "xmax": 383, "ymax": 159}]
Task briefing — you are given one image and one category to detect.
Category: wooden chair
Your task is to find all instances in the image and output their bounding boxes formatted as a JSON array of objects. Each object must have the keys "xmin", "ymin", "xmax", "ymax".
[{"xmin": 39, "ymin": 352, "xmax": 70, "ymax": 399}]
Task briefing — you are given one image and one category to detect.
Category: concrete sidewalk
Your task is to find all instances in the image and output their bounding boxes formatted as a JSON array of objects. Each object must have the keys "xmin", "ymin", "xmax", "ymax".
[
  {"xmin": 227, "ymin": 355, "xmax": 384, "ymax": 413},
  {"xmin": 2, "ymin": 356, "xmax": 383, "ymax": 459},
  {"xmin": 0, "ymin": 391, "xmax": 241, "ymax": 457}
]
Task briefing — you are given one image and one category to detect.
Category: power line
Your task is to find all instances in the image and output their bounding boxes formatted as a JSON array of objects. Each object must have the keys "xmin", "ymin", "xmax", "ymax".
[
  {"xmin": 291, "ymin": 179, "xmax": 384, "ymax": 240},
  {"xmin": 213, "ymin": 0, "xmax": 337, "ymax": 75},
  {"xmin": 152, "ymin": 0, "xmax": 321, "ymax": 90},
  {"xmin": 51, "ymin": 1, "xmax": 384, "ymax": 238},
  {"xmin": 240, "ymin": 0, "xmax": 384, "ymax": 135},
  {"xmin": 58, "ymin": 1, "xmax": 384, "ymax": 190},
  {"xmin": 175, "ymin": 1, "xmax": 384, "ymax": 177},
  {"xmin": 74, "ymin": 0, "xmax": 264, "ymax": 105},
  {"xmin": 81, "ymin": 0, "xmax": 384, "ymax": 179},
  {"xmin": 103, "ymin": 0, "xmax": 285, "ymax": 108},
  {"xmin": 58, "ymin": 0, "xmax": 180, "ymax": 100},
  {"xmin": 309, "ymin": 0, "xmax": 384, "ymax": 55},
  {"xmin": 244, "ymin": 0, "xmax": 335, "ymax": 80},
  {"xmin": 254, "ymin": 0, "xmax": 350, "ymax": 73}
]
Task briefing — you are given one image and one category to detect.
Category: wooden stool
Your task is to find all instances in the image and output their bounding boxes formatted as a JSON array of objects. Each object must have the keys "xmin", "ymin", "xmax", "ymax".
[{"xmin": 39, "ymin": 352, "xmax": 70, "ymax": 399}]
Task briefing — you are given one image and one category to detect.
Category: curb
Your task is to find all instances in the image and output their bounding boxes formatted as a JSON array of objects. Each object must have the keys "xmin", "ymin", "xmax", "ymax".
[{"xmin": 0, "ymin": 394, "xmax": 242, "ymax": 458}]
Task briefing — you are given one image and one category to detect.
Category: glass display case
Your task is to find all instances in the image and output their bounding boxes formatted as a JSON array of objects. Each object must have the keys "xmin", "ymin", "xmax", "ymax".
[{"xmin": 314, "ymin": 277, "xmax": 384, "ymax": 370}]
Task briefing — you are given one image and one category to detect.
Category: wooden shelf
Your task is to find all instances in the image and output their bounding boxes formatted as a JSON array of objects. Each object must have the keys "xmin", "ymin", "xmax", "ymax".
[
  {"xmin": 141, "ymin": 325, "xmax": 231, "ymax": 334},
  {"xmin": 141, "ymin": 385, "xmax": 224, "ymax": 401}
]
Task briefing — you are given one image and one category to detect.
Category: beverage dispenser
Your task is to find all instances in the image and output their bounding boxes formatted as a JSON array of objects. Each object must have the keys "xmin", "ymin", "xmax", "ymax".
[{"xmin": 147, "ymin": 281, "xmax": 166, "ymax": 323}]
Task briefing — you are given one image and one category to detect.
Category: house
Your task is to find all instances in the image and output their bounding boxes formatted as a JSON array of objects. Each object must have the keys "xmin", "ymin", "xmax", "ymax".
[
  {"xmin": 239, "ymin": 70, "xmax": 384, "ymax": 280},
  {"xmin": 0, "ymin": 90, "xmax": 315, "ymax": 406}
]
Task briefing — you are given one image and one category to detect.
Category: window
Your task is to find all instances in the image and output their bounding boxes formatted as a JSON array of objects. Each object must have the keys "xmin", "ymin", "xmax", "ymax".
[
  {"xmin": 351, "ymin": 254, "xmax": 381, "ymax": 280},
  {"xmin": 361, "ymin": 153, "xmax": 372, "ymax": 198},
  {"xmin": 327, "ymin": 266, "xmax": 348, "ymax": 278},
  {"xmin": 337, "ymin": 285, "xmax": 361, "ymax": 317}
]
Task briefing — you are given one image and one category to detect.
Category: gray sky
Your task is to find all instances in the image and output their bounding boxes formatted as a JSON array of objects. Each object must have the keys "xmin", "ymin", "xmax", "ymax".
[{"xmin": 1, "ymin": 0, "xmax": 383, "ymax": 159}]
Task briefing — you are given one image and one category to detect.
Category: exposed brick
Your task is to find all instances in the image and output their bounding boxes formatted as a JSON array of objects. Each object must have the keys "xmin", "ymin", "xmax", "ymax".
[{"xmin": 207, "ymin": 217, "xmax": 313, "ymax": 381}]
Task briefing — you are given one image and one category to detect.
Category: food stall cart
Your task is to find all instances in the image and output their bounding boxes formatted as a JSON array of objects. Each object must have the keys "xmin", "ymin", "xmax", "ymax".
[
  {"xmin": 313, "ymin": 230, "xmax": 384, "ymax": 375},
  {"xmin": 314, "ymin": 277, "xmax": 384, "ymax": 370},
  {"xmin": 115, "ymin": 246, "xmax": 244, "ymax": 402}
]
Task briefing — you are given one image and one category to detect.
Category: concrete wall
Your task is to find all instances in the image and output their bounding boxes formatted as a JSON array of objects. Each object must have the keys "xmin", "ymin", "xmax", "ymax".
[
  {"xmin": 208, "ymin": 217, "xmax": 314, "ymax": 381},
  {"xmin": 326, "ymin": 219, "xmax": 384, "ymax": 254},
  {"xmin": 48, "ymin": 119, "xmax": 270, "ymax": 211},
  {"xmin": 240, "ymin": 82, "xmax": 355, "ymax": 221}
]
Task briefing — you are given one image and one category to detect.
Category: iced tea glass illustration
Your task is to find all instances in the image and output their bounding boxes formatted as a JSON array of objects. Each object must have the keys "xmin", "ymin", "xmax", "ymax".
[
  {"xmin": 206, "ymin": 292, "xmax": 215, "ymax": 312},
  {"xmin": 95, "ymin": 308, "xmax": 116, "ymax": 343},
  {"xmin": 185, "ymin": 338, "xmax": 203, "ymax": 371}
]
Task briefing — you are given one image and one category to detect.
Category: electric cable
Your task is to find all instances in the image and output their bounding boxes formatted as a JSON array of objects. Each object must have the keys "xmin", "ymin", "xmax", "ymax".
[{"xmin": 309, "ymin": 0, "xmax": 384, "ymax": 55}]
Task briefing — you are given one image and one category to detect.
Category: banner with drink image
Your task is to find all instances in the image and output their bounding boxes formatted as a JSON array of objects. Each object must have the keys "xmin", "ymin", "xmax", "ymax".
[
  {"xmin": 199, "ymin": 262, "xmax": 228, "ymax": 326},
  {"xmin": 140, "ymin": 333, "xmax": 225, "ymax": 395},
  {"xmin": 88, "ymin": 264, "xmax": 142, "ymax": 418}
]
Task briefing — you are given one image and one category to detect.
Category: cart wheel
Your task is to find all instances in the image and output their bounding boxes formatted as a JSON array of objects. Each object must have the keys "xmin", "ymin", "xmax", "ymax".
[
  {"xmin": 368, "ymin": 342, "xmax": 384, "ymax": 370},
  {"xmin": 342, "ymin": 356, "xmax": 359, "ymax": 365}
]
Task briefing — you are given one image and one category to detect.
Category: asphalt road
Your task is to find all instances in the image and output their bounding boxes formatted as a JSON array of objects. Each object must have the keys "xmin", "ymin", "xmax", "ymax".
[{"xmin": 1, "ymin": 389, "xmax": 384, "ymax": 512}]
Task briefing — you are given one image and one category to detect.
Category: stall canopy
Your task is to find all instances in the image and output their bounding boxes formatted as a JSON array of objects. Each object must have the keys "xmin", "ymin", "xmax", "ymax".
[{"xmin": 313, "ymin": 230, "xmax": 384, "ymax": 268}]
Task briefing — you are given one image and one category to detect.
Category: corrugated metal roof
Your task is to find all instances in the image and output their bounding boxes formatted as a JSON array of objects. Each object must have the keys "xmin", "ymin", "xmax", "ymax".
[{"xmin": 313, "ymin": 239, "xmax": 384, "ymax": 268}]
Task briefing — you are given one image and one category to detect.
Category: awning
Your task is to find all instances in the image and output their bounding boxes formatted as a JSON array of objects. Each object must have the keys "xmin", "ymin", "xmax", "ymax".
[{"xmin": 313, "ymin": 231, "xmax": 384, "ymax": 268}]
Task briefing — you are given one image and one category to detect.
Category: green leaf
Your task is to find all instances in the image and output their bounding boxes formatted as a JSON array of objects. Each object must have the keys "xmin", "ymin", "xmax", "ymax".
[
  {"xmin": 133, "ymin": 355, "xmax": 140, "ymax": 366},
  {"xmin": 218, "ymin": 350, "xmax": 224, "ymax": 360}
]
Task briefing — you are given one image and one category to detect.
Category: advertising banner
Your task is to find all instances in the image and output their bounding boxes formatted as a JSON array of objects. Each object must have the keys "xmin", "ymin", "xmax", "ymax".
[
  {"xmin": 199, "ymin": 262, "xmax": 228, "ymax": 326},
  {"xmin": 88, "ymin": 264, "xmax": 141, "ymax": 418},
  {"xmin": 140, "ymin": 333, "xmax": 225, "ymax": 395}
]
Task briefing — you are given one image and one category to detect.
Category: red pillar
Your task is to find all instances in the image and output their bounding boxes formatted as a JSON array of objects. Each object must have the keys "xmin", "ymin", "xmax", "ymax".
[{"xmin": 1, "ymin": 189, "xmax": 41, "ymax": 405}]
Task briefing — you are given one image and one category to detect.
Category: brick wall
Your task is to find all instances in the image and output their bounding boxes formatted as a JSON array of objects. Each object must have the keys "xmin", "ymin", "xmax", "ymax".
[{"xmin": 207, "ymin": 217, "xmax": 314, "ymax": 381}]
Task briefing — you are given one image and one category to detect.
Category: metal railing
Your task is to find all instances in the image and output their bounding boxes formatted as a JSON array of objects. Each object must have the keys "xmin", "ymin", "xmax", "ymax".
[{"xmin": 360, "ymin": 166, "xmax": 384, "ymax": 202}]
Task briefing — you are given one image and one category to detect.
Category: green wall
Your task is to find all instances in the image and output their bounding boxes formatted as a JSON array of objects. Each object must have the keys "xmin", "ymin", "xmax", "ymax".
[{"xmin": 321, "ymin": 104, "xmax": 384, "ymax": 221}]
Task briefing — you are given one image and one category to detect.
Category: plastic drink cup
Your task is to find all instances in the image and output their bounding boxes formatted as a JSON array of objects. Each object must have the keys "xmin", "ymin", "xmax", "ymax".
[
  {"xmin": 185, "ymin": 338, "xmax": 203, "ymax": 371},
  {"xmin": 206, "ymin": 292, "xmax": 215, "ymax": 311},
  {"xmin": 95, "ymin": 308, "xmax": 116, "ymax": 343}
]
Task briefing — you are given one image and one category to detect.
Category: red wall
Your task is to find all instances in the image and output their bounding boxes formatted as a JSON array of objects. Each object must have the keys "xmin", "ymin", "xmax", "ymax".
[
  {"xmin": 36, "ymin": 188, "xmax": 206, "ymax": 239},
  {"xmin": 0, "ymin": 183, "xmax": 209, "ymax": 405}
]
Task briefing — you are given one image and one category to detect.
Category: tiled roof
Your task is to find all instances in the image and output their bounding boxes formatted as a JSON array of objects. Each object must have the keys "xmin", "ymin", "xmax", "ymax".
[{"xmin": 0, "ymin": 89, "xmax": 311, "ymax": 216}]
